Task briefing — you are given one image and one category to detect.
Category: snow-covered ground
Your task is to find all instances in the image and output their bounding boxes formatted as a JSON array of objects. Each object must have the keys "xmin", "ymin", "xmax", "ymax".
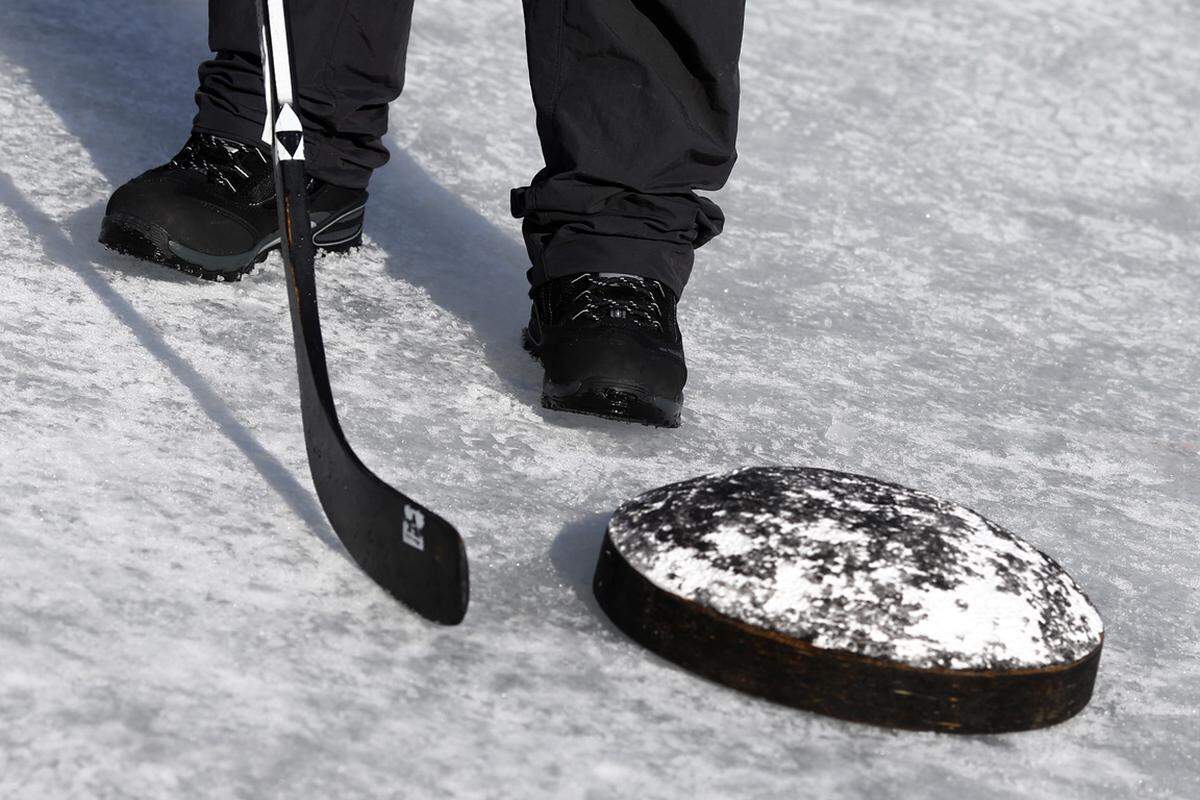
[{"xmin": 1, "ymin": 0, "xmax": 1196, "ymax": 796}]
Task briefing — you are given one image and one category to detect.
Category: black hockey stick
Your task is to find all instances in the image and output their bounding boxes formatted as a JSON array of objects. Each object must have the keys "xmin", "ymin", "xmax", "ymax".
[{"xmin": 256, "ymin": 0, "xmax": 468, "ymax": 624}]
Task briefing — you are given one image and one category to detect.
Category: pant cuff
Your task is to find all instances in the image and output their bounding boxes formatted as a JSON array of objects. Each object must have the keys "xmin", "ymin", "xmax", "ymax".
[
  {"xmin": 525, "ymin": 232, "xmax": 694, "ymax": 298},
  {"xmin": 193, "ymin": 113, "xmax": 370, "ymax": 190}
]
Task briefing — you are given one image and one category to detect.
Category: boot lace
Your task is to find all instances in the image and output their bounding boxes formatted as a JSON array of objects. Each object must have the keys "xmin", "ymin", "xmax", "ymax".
[
  {"xmin": 562, "ymin": 273, "xmax": 672, "ymax": 335},
  {"xmin": 171, "ymin": 134, "xmax": 272, "ymax": 197}
]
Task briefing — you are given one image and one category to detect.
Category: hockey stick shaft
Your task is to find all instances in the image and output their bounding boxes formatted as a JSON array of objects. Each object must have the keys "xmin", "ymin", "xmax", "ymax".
[{"xmin": 256, "ymin": 0, "xmax": 469, "ymax": 624}]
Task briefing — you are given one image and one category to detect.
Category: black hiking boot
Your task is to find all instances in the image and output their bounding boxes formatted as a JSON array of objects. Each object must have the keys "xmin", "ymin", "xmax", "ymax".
[
  {"xmin": 99, "ymin": 133, "xmax": 366, "ymax": 281},
  {"xmin": 524, "ymin": 273, "xmax": 686, "ymax": 428}
]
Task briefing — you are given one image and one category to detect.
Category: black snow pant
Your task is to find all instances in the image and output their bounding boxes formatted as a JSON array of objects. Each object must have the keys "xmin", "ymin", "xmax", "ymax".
[{"xmin": 192, "ymin": 1, "xmax": 745, "ymax": 295}]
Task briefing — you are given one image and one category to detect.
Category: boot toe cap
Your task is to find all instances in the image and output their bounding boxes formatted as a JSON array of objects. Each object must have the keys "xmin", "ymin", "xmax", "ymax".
[
  {"xmin": 105, "ymin": 175, "xmax": 261, "ymax": 256},
  {"xmin": 543, "ymin": 327, "xmax": 687, "ymax": 399}
]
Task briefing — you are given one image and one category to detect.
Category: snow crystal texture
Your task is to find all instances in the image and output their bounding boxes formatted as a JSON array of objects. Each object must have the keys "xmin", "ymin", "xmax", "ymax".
[{"xmin": 609, "ymin": 467, "xmax": 1103, "ymax": 670}]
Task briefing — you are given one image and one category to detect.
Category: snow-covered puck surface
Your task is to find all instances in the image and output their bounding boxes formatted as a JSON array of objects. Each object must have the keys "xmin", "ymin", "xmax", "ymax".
[{"xmin": 608, "ymin": 467, "xmax": 1104, "ymax": 670}]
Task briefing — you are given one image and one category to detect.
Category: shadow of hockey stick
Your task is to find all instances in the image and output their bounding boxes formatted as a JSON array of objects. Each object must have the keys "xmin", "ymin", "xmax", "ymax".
[{"xmin": 0, "ymin": 169, "xmax": 347, "ymax": 557}]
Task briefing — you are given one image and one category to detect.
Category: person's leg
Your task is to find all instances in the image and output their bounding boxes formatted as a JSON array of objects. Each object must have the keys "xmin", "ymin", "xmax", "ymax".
[
  {"xmin": 194, "ymin": 0, "xmax": 417, "ymax": 190},
  {"xmin": 102, "ymin": 0, "xmax": 416, "ymax": 280},
  {"xmin": 513, "ymin": 0, "xmax": 746, "ymax": 297}
]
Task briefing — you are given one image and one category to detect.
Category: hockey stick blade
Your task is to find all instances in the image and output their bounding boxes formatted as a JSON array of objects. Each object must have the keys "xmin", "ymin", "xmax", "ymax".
[{"xmin": 257, "ymin": 0, "xmax": 469, "ymax": 624}]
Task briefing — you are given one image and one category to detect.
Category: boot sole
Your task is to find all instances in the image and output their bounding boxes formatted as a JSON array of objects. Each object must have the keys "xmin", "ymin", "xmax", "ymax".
[
  {"xmin": 98, "ymin": 204, "xmax": 366, "ymax": 282},
  {"xmin": 523, "ymin": 329, "xmax": 682, "ymax": 428}
]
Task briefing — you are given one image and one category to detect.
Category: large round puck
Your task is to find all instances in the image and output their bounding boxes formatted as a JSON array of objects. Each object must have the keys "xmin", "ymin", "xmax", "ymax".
[{"xmin": 593, "ymin": 467, "xmax": 1104, "ymax": 733}]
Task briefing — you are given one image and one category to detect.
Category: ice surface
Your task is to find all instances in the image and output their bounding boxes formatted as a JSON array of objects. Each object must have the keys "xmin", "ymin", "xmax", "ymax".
[{"xmin": 0, "ymin": 0, "xmax": 1197, "ymax": 798}]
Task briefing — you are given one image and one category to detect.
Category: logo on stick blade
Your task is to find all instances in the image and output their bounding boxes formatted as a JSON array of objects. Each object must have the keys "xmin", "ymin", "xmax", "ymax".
[
  {"xmin": 274, "ymin": 103, "xmax": 305, "ymax": 161},
  {"xmin": 402, "ymin": 505, "xmax": 426, "ymax": 551}
]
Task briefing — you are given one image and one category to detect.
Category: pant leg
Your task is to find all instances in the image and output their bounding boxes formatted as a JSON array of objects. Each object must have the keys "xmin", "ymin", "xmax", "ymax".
[
  {"xmin": 193, "ymin": 0, "xmax": 416, "ymax": 190},
  {"xmin": 512, "ymin": 0, "xmax": 746, "ymax": 297}
]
